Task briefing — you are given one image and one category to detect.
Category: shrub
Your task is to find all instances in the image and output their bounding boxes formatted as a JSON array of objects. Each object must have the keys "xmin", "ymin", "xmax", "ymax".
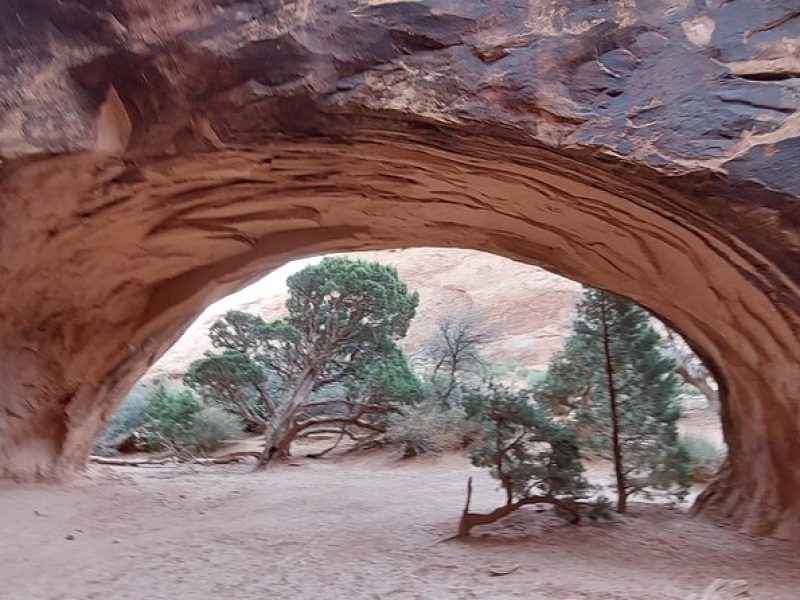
[
  {"xmin": 181, "ymin": 407, "xmax": 242, "ymax": 453},
  {"xmin": 487, "ymin": 361, "xmax": 516, "ymax": 379},
  {"xmin": 94, "ymin": 383, "xmax": 151, "ymax": 455},
  {"xmin": 385, "ymin": 402, "xmax": 477, "ymax": 457},
  {"xmin": 95, "ymin": 381, "xmax": 244, "ymax": 456},
  {"xmin": 142, "ymin": 382, "xmax": 202, "ymax": 451},
  {"xmin": 526, "ymin": 369, "xmax": 547, "ymax": 387},
  {"xmin": 681, "ymin": 434, "xmax": 725, "ymax": 482}
]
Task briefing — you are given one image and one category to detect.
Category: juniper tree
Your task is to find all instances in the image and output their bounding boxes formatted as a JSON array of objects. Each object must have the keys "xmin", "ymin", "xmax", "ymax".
[
  {"xmin": 344, "ymin": 347, "xmax": 423, "ymax": 410},
  {"xmin": 304, "ymin": 348, "xmax": 425, "ymax": 456},
  {"xmin": 457, "ymin": 383, "xmax": 587, "ymax": 536},
  {"xmin": 187, "ymin": 257, "xmax": 419, "ymax": 465},
  {"xmin": 535, "ymin": 288, "xmax": 690, "ymax": 513},
  {"xmin": 184, "ymin": 349, "xmax": 275, "ymax": 432}
]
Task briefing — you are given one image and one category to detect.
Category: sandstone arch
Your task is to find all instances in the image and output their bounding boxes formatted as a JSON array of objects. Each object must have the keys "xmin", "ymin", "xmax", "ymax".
[{"xmin": 1, "ymin": 1, "xmax": 799, "ymax": 538}]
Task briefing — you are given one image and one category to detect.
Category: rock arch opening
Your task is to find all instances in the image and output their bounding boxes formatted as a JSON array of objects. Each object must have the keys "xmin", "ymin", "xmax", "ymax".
[
  {"xmin": 1, "ymin": 0, "xmax": 798, "ymax": 539},
  {"xmin": 124, "ymin": 246, "xmax": 725, "ymax": 492},
  {"xmin": 2, "ymin": 138, "xmax": 796, "ymax": 536}
]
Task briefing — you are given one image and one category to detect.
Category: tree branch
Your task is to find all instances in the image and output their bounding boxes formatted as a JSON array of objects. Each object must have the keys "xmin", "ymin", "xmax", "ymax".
[
  {"xmin": 457, "ymin": 481, "xmax": 580, "ymax": 537},
  {"xmin": 295, "ymin": 417, "xmax": 386, "ymax": 435}
]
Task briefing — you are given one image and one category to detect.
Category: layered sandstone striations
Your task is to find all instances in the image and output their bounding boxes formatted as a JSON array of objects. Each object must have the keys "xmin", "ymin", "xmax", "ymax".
[{"xmin": 0, "ymin": 1, "xmax": 799, "ymax": 537}]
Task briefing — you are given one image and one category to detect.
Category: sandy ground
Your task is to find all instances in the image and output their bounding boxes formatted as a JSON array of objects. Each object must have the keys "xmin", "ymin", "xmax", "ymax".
[{"xmin": 1, "ymin": 442, "xmax": 798, "ymax": 600}]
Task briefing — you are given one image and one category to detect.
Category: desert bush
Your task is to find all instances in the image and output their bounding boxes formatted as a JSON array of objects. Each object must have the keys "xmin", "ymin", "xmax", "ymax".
[
  {"xmin": 385, "ymin": 402, "xmax": 477, "ymax": 457},
  {"xmin": 487, "ymin": 361, "xmax": 516, "ymax": 379},
  {"xmin": 583, "ymin": 495, "xmax": 615, "ymax": 522},
  {"xmin": 142, "ymin": 382, "xmax": 203, "ymax": 451},
  {"xmin": 526, "ymin": 369, "xmax": 547, "ymax": 387},
  {"xmin": 681, "ymin": 434, "xmax": 725, "ymax": 482},
  {"xmin": 94, "ymin": 381, "xmax": 244, "ymax": 456},
  {"xmin": 182, "ymin": 407, "xmax": 242, "ymax": 453},
  {"xmin": 94, "ymin": 383, "xmax": 151, "ymax": 455}
]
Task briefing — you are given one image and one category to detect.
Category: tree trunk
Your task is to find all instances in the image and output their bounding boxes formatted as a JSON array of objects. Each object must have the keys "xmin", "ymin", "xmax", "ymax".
[
  {"xmin": 600, "ymin": 300, "xmax": 627, "ymax": 514},
  {"xmin": 306, "ymin": 427, "xmax": 346, "ymax": 459},
  {"xmin": 444, "ymin": 360, "xmax": 458, "ymax": 408},
  {"xmin": 233, "ymin": 398, "xmax": 269, "ymax": 433},
  {"xmin": 254, "ymin": 382, "xmax": 277, "ymax": 416},
  {"xmin": 257, "ymin": 367, "xmax": 316, "ymax": 467},
  {"xmin": 675, "ymin": 364, "xmax": 720, "ymax": 414}
]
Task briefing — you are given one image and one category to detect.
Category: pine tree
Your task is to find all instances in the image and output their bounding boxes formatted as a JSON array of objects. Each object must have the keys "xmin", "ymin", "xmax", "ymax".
[{"xmin": 536, "ymin": 288, "xmax": 690, "ymax": 513}]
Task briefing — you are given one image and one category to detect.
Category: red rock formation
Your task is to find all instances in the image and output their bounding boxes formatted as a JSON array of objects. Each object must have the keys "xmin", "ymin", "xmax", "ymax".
[{"xmin": 0, "ymin": 1, "xmax": 799, "ymax": 537}]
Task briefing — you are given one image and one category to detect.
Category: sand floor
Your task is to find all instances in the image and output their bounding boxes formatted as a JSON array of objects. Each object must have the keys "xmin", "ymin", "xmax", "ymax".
[{"xmin": 1, "ymin": 446, "xmax": 797, "ymax": 600}]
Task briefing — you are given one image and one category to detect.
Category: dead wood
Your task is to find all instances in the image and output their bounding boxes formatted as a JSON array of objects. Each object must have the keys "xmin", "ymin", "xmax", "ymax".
[{"xmin": 90, "ymin": 450, "xmax": 260, "ymax": 467}]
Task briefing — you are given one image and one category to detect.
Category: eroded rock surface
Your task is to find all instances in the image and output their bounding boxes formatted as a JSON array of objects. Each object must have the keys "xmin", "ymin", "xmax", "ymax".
[{"xmin": 0, "ymin": 1, "xmax": 799, "ymax": 537}]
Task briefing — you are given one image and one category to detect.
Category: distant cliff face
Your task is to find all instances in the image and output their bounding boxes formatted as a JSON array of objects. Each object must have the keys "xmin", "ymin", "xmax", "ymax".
[{"xmin": 149, "ymin": 248, "xmax": 580, "ymax": 379}]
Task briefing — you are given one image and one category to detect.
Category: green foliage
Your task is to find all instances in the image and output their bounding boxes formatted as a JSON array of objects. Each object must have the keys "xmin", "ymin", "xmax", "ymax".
[
  {"xmin": 525, "ymin": 369, "xmax": 547, "ymax": 388},
  {"xmin": 680, "ymin": 434, "xmax": 725, "ymax": 482},
  {"xmin": 184, "ymin": 350, "xmax": 272, "ymax": 430},
  {"xmin": 95, "ymin": 381, "xmax": 243, "ymax": 456},
  {"xmin": 487, "ymin": 361, "xmax": 538, "ymax": 384},
  {"xmin": 487, "ymin": 361, "xmax": 516, "ymax": 379},
  {"xmin": 183, "ymin": 407, "xmax": 242, "ymax": 453},
  {"xmin": 142, "ymin": 382, "xmax": 203, "ymax": 451},
  {"xmin": 372, "ymin": 350, "xmax": 424, "ymax": 405},
  {"xmin": 535, "ymin": 288, "xmax": 690, "ymax": 505},
  {"xmin": 95, "ymin": 383, "xmax": 151, "ymax": 454},
  {"xmin": 282, "ymin": 256, "xmax": 419, "ymax": 381},
  {"xmin": 463, "ymin": 383, "xmax": 588, "ymax": 503},
  {"xmin": 191, "ymin": 257, "xmax": 420, "ymax": 462},
  {"xmin": 287, "ymin": 257, "xmax": 418, "ymax": 335},
  {"xmin": 676, "ymin": 382, "xmax": 702, "ymax": 396},
  {"xmin": 584, "ymin": 495, "xmax": 615, "ymax": 522},
  {"xmin": 347, "ymin": 348, "xmax": 424, "ymax": 407},
  {"xmin": 208, "ymin": 309, "xmax": 272, "ymax": 355},
  {"xmin": 203, "ymin": 257, "xmax": 418, "ymax": 394},
  {"xmin": 483, "ymin": 363, "xmax": 547, "ymax": 397},
  {"xmin": 385, "ymin": 402, "xmax": 476, "ymax": 457},
  {"xmin": 533, "ymin": 336, "xmax": 595, "ymax": 412}
]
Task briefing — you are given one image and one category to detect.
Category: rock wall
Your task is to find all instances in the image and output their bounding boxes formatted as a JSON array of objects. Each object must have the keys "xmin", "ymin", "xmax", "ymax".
[
  {"xmin": 0, "ymin": 1, "xmax": 799, "ymax": 538},
  {"xmin": 149, "ymin": 248, "xmax": 580, "ymax": 379}
]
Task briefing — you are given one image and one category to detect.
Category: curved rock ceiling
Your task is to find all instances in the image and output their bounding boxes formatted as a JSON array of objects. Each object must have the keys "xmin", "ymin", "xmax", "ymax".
[{"xmin": 0, "ymin": 1, "xmax": 798, "ymax": 537}]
